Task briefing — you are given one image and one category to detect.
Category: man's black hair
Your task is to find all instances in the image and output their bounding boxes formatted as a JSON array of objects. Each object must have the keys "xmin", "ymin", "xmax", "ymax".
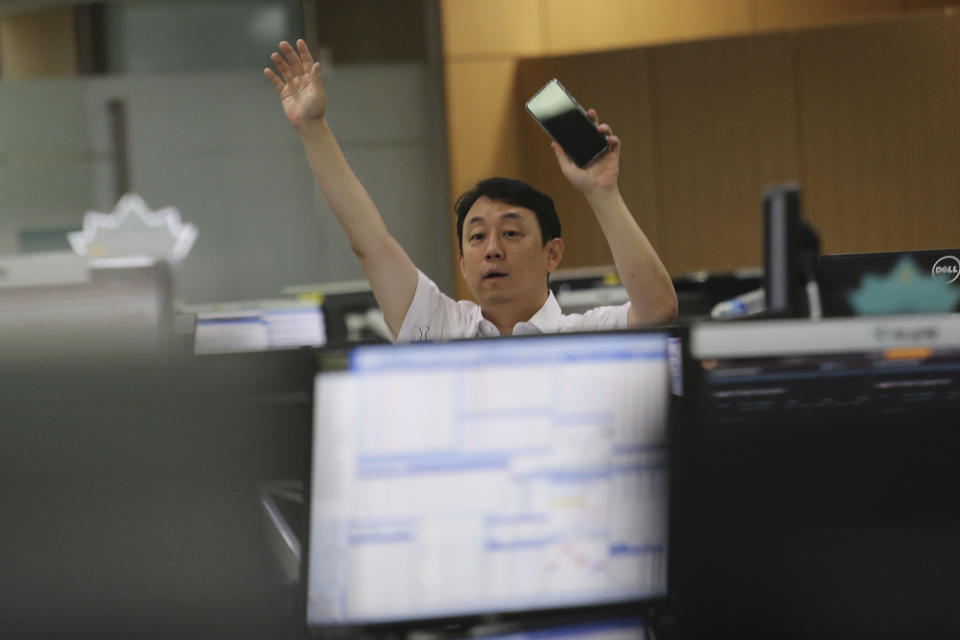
[{"xmin": 454, "ymin": 177, "xmax": 561, "ymax": 253}]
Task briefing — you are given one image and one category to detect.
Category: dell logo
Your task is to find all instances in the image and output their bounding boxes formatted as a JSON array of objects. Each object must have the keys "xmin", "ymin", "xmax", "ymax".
[{"xmin": 932, "ymin": 255, "xmax": 960, "ymax": 284}]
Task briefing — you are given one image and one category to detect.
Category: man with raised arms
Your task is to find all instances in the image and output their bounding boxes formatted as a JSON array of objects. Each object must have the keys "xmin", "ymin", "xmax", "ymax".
[{"xmin": 265, "ymin": 40, "xmax": 677, "ymax": 342}]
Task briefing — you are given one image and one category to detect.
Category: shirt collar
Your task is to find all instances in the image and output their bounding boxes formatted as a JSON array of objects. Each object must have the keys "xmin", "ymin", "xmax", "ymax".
[{"xmin": 474, "ymin": 290, "xmax": 562, "ymax": 337}]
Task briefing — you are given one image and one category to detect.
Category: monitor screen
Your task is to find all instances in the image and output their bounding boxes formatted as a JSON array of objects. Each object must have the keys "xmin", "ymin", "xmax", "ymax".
[
  {"xmin": 819, "ymin": 248, "xmax": 960, "ymax": 316},
  {"xmin": 673, "ymin": 316, "xmax": 960, "ymax": 637},
  {"xmin": 308, "ymin": 331, "xmax": 675, "ymax": 627}
]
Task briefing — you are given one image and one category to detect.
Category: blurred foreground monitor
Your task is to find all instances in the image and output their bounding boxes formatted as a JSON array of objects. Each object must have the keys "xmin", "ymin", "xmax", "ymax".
[
  {"xmin": 308, "ymin": 330, "xmax": 681, "ymax": 632},
  {"xmin": 0, "ymin": 349, "xmax": 315, "ymax": 640},
  {"xmin": 673, "ymin": 315, "xmax": 960, "ymax": 638}
]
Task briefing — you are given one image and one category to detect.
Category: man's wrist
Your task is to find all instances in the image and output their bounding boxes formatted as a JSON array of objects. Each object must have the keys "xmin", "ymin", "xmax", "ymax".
[
  {"xmin": 296, "ymin": 117, "xmax": 333, "ymax": 142},
  {"xmin": 584, "ymin": 184, "xmax": 622, "ymax": 209},
  {"xmin": 295, "ymin": 112, "xmax": 328, "ymax": 131}
]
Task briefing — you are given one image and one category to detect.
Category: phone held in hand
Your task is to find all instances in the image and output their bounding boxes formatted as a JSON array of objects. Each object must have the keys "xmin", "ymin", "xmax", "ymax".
[{"xmin": 525, "ymin": 78, "xmax": 610, "ymax": 168}]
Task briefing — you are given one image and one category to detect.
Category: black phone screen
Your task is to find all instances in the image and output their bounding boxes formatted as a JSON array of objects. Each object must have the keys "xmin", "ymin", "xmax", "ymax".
[{"xmin": 525, "ymin": 79, "xmax": 609, "ymax": 168}]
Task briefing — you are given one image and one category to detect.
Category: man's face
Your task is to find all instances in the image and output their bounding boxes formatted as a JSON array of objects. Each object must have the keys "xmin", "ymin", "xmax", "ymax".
[{"xmin": 458, "ymin": 197, "xmax": 563, "ymax": 309}]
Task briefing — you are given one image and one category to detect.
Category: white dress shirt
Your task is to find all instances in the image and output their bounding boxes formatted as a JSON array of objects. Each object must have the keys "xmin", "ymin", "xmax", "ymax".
[{"xmin": 395, "ymin": 270, "xmax": 631, "ymax": 343}]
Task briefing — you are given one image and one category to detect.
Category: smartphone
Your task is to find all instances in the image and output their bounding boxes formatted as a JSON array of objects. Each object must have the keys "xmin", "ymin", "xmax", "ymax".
[{"xmin": 525, "ymin": 78, "xmax": 610, "ymax": 168}]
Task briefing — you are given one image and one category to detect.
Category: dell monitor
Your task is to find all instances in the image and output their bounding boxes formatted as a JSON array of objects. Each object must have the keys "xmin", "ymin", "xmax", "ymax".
[{"xmin": 819, "ymin": 248, "xmax": 960, "ymax": 317}]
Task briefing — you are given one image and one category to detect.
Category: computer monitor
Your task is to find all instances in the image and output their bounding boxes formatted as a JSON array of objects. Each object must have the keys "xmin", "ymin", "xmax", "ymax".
[
  {"xmin": 673, "ymin": 316, "xmax": 960, "ymax": 638},
  {"xmin": 307, "ymin": 330, "xmax": 680, "ymax": 629},
  {"xmin": 0, "ymin": 348, "xmax": 316, "ymax": 639},
  {"xmin": 762, "ymin": 184, "xmax": 820, "ymax": 318},
  {"xmin": 283, "ymin": 281, "xmax": 391, "ymax": 347},
  {"xmin": 548, "ymin": 266, "xmax": 629, "ymax": 314},
  {"xmin": 819, "ymin": 248, "xmax": 960, "ymax": 317},
  {"xmin": 673, "ymin": 269, "xmax": 763, "ymax": 322},
  {"xmin": 188, "ymin": 299, "xmax": 326, "ymax": 354}
]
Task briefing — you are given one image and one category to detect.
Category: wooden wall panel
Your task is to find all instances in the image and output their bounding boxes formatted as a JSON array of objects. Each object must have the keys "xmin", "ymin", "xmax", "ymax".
[
  {"xmin": 440, "ymin": 0, "xmax": 543, "ymax": 58},
  {"xmin": 442, "ymin": 3, "xmax": 960, "ymax": 293},
  {"xmin": 754, "ymin": 0, "xmax": 903, "ymax": 32},
  {"xmin": 543, "ymin": 0, "xmax": 753, "ymax": 54},
  {"xmin": 900, "ymin": 0, "xmax": 960, "ymax": 12},
  {"xmin": 516, "ymin": 50, "xmax": 659, "ymax": 269},
  {"xmin": 796, "ymin": 14, "xmax": 960, "ymax": 255},
  {"xmin": 444, "ymin": 59, "xmax": 526, "ymax": 298},
  {"xmin": 444, "ymin": 60, "xmax": 525, "ymax": 195},
  {"xmin": 652, "ymin": 34, "xmax": 801, "ymax": 274}
]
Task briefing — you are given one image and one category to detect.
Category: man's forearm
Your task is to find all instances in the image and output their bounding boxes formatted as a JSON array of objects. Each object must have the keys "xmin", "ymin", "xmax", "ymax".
[{"xmin": 586, "ymin": 188, "xmax": 678, "ymax": 326}]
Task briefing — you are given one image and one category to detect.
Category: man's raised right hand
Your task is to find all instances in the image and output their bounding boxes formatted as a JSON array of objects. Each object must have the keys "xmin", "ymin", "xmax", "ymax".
[{"xmin": 264, "ymin": 39, "xmax": 326, "ymax": 131}]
